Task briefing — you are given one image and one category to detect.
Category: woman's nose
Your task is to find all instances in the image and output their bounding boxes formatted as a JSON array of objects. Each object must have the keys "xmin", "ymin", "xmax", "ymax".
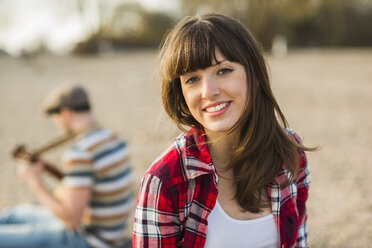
[{"xmin": 201, "ymin": 76, "xmax": 219, "ymax": 100}]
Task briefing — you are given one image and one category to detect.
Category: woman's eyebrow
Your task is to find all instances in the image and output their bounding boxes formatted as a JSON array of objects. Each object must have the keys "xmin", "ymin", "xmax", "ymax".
[
  {"xmin": 211, "ymin": 59, "xmax": 228, "ymax": 66},
  {"xmin": 180, "ymin": 59, "xmax": 230, "ymax": 76}
]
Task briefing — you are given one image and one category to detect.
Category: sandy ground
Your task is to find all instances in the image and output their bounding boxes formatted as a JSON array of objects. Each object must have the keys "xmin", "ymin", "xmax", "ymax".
[{"xmin": 0, "ymin": 49, "xmax": 371, "ymax": 247}]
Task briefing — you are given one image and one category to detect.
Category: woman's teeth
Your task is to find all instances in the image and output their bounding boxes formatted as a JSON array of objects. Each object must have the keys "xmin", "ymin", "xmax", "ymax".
[{"xmin": 206, "ymin": 102, "xmax": 228, "ymax": 113}]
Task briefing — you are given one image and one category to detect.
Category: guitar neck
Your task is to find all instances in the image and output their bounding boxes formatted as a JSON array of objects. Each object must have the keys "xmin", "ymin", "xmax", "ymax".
[{"xmin": 43, "ymin": 162, "xmax": 64, "ymax": 181}]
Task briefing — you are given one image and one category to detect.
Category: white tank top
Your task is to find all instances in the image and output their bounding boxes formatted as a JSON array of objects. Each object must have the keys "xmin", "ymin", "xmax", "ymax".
[{"xmin": 204, "ymin": 201, "xmax": 280, "ymax": 248}]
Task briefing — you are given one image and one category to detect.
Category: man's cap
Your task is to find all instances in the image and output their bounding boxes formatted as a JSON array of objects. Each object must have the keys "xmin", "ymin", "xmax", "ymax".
[{"xmin": 43, "ymin": 84, "xmax": 91, "ymax": 115}]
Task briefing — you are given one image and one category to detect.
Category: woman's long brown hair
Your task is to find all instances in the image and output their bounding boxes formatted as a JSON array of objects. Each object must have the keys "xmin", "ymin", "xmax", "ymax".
[{"xmin": 160, "ymin": 14, "xmax": 315, "ymax": 213}]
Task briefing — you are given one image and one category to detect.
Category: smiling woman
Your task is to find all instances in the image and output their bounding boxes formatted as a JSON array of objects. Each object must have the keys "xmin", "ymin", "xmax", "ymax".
[
  {"xmin": 179, "ymin": 51, "xmax": 248, "ymax": 136},
  {"xmin": 133, "ymin": 13, "xmax": 315, "ymax": 248}
]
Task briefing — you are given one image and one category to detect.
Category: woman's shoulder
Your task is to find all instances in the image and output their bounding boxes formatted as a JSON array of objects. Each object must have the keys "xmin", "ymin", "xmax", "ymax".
[
  {"xmin": 285, "ymin": 128, "xmax": 304, "ymax": 145},
  {"xmin": 284, "ymin": 128, "xmax": 309, "ymax": 174},
  {"xmin": 143, "ymin": 133, "xmax": 188, "ymax": 185},
  {"xmin": 142, "ymin": 128, "xmax": 212, "ymax": 187}
]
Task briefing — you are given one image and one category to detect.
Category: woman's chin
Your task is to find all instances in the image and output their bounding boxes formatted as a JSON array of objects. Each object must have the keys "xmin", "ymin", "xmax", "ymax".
[{"xmin": 203, "ymin": 124, "xmax": 233, "ymax": 136}]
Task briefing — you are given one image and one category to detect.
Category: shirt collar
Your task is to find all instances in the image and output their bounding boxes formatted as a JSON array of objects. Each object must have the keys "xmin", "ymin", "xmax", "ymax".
[
  {"xmin": 74, "ymin": 126, "xmax": 101, "ymax": 142},
  {"xmin": 177, "ymin": 127, "xmax": 290, "ymax": 189},
  {"xmin": 177, "ymin": 127, "xmax": 217, "ymax": 182}
]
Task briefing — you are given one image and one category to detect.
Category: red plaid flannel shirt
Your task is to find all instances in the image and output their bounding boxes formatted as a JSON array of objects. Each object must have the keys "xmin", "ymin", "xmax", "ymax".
[{"xmin": 133, "ymin": 128, "xmax": 310, "ymax": 248}]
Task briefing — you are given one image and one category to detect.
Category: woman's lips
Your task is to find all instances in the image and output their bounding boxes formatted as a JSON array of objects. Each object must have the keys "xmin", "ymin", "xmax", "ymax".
[{"xmin": 203, "ymin": 101, "xmax": 231, "ymax": 117}]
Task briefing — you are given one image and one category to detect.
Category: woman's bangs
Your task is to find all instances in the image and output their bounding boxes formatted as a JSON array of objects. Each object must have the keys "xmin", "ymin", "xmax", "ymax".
[{"xmin": 173, "ymin": 28, "xmax": 216, "ymax": 78}]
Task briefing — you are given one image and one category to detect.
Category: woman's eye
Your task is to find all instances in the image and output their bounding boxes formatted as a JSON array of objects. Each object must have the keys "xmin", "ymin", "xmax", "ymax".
[
  {"xmin": 218, "ymin": 68, "xmax": 233, "ymax": 75},
  {"xmin": 186, "ymin": 76, "xmax": 199, "ymax": 84}
]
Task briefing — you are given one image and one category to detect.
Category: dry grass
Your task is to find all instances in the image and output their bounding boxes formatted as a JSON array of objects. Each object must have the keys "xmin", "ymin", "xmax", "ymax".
[{"xmin": 0, "ymin": 49, "xmax": 371, "ymax": 247}]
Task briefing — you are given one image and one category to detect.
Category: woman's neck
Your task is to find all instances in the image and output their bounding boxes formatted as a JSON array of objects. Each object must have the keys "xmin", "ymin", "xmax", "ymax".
[{"xmin": 205, "ymin": 129, "xmax": 235, "ymax": 173}]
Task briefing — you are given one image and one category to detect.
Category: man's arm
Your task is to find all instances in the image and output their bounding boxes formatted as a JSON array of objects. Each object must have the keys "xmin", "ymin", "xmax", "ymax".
[{"xmin": 18, "ymin": 161, "xmax": 91, "ymax": 229}]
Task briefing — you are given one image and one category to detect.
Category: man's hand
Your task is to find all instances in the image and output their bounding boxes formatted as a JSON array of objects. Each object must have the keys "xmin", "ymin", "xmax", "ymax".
[{"xmin": 17, "ymin": 160, "xmax": 45, "ymax": 190}]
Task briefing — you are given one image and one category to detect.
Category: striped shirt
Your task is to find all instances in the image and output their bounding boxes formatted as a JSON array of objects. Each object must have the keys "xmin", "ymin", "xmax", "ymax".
[
  {"xmin": 62, "ymin": 128, "xmax": 134, "ymax": 248},
  {"xmin": 133, "ymin": 128, "xmax": 310, "ymax": 248}
]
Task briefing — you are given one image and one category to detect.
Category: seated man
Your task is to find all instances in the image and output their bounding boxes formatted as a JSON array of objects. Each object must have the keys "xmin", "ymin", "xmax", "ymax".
[{"xmin": 0, "ymin": 85, "xmax": 134, "ymax": 248}]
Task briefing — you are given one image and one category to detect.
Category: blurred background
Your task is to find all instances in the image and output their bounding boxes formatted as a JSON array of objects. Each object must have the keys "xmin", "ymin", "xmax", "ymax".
[{"xmin": 0, "ymin": 0, "xmax": 371, "ymax": 247}]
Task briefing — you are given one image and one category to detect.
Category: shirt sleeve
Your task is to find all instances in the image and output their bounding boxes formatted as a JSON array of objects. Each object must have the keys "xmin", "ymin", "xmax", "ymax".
[
  {"xmin": 61, "ymin": 147, "xmax": 94, "ymax": 188},
  {"xmin": 292, "ymin": 133, "xmax": 311, "ymax": 248},
  {"xmin": 133, "ymin": 173, "xmax": 181, "ymax": 247}
]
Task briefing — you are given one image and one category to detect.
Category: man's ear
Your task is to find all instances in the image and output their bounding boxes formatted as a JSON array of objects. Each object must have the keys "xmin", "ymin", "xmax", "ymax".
[{"xmin": 60, "ymin": 108, "xmax": 73, "ymax": 121}]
